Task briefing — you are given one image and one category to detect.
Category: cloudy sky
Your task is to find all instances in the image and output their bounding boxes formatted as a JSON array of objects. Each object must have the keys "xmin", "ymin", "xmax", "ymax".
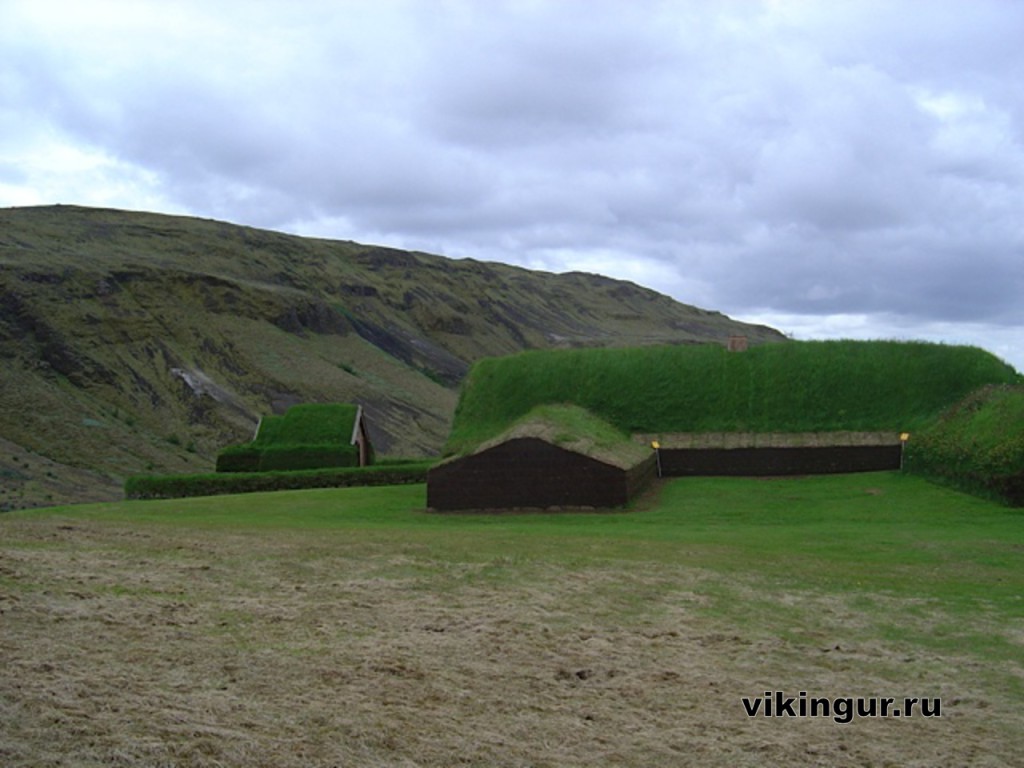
[{"xmin": 3, "ymin": 0, "xmax": 1023, "ymax": 370}]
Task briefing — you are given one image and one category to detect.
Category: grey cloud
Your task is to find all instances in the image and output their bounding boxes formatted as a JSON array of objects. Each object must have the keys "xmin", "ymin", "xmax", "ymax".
[{"xmin": 418, "ymin": 5, "xmax": 673, "ymax": 147}]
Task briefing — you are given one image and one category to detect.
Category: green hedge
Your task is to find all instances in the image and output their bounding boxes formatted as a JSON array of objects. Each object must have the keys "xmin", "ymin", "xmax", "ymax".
[
  {"xmin": 903, "ymin": 385, "xmax": 1024, "ymax": 506},
  {"xmin": 125, "ymin": 462, "xmax": 433, "ymax": 501}
]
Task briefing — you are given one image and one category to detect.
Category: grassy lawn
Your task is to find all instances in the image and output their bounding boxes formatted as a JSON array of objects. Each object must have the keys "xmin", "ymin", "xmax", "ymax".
[
  {"xmin": 53, "ymin": 471, "xmax": 1023, "ymax": 605},
  {"xmin": 2, "ymin": 472, "xmax": 1022, "ymax": 766}
]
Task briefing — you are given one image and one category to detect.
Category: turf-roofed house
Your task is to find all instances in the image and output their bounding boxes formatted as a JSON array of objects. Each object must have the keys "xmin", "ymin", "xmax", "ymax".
[
  {"xmin": 428, "ymin": 340, "xmax": 1021, "ymax": 511},
  {"xmin": 428, "ymin": 404, "xmax": 657, "ymax": 511},
  {"xmin": 216, "ymin": 403, "xmax": 373, "ymax": 472}
]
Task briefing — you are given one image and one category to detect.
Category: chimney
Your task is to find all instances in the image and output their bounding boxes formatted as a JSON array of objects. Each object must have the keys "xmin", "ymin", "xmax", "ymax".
[{"xmin": 727, "ymin": 335, "xmax": 748, "ymax": 352}]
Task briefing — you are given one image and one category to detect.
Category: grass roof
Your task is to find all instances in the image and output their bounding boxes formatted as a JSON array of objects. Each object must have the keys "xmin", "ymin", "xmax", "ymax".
[
  {"xmin": 461, "ymin": 404, "xmax": 652, "ymax": 469},
  {"xmin": 254, "ymin": 403, "xmax": 360, "ymax": 447}
]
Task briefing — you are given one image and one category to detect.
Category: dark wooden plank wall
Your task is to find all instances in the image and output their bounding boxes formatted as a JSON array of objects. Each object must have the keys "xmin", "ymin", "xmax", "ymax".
[
  {"xmin": 427, "ymin": 439, "xmax": 904, "ymax": 511},
  {"xmin": 657, "ymin": 444, "xmax": 903, "ymax": 476},
  {"xmin": 428, "ymin": 437, "xmax": 656, "ymax": 511}
]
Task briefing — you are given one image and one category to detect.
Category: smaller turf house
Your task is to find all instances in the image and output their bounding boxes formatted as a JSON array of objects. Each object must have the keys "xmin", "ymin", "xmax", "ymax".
[
  {"xmin": 428, "ymin": 405, "xmax": 655, "ymax": 510},
  {"xmin": 216, "ymin": 403, "xmax": 373, "ymax": 472},
  {"xmin": 429, "ymin": 339, "xmax": 1022, "ymax": 510}
]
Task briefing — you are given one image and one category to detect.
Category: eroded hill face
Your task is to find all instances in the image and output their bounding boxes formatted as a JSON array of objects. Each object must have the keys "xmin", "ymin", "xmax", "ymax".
[{"xmin": 0, "ymin": 205, "xmax": 785, "ymax": 508}]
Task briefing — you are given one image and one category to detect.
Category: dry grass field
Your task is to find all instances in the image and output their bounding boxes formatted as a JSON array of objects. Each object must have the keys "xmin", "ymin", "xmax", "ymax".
[{"xmin": 2, "ymin": 477, "xmax": 1022, "ymax": 767}]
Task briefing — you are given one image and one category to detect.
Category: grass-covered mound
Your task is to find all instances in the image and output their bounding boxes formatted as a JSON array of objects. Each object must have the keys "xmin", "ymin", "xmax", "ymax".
[
  {"xmin": 445, "ymin": 340, "xmax": 1019, "ymax": 455},
  {"xmin": 217, "ymin": 403, "xmax": 369, "ymax": 472},
  {"xmin": 904, "ymin": 385, "xmax": 1024, "ymax": 506}
]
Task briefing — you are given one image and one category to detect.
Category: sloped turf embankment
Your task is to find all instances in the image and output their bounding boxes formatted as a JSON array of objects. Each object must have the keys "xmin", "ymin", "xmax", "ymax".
[
  {"xmin": 445, "ymin": 340, "xmax": 1019, "ymax": 456},
  {"xmin": 904, "ymin": 384, "xmax": 1024, "ymax": 506}
]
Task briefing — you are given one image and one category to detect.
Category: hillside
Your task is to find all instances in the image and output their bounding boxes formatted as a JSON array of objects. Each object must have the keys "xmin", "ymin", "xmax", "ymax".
[
  {"xmin": 445, "ymin": 340, "xmax": 1020, "ymax": 455},
  {"xmin": 0, "ymin": 205, "xmax": 783, "ymax": 508}
]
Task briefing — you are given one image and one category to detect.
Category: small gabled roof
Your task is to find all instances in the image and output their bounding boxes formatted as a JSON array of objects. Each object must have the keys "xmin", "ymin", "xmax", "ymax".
[{"xmin": 253, "ymin": 403, "xmax": 364, "ymax": 447}]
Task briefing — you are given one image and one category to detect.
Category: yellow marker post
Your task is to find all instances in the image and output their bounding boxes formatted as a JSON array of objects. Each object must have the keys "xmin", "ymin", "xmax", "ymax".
[
  {"xmin": 899, "ymin": 433, "xmax": 909, "ymax": 469},
  {"xmin": 651, "ymin": 441, "xmax": 662, "ymax": 477}
]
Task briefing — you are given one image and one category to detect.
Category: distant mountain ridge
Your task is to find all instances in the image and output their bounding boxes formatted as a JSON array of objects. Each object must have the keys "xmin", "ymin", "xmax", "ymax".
[{"xmin": 0, "ymin": 204, "xmax": 785, "ymax": 508}]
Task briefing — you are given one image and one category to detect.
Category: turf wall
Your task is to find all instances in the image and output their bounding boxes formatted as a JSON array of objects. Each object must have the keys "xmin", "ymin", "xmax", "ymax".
[{"xmin": 216, "ymin": 444, "xmax": 360, "ymax": 472}]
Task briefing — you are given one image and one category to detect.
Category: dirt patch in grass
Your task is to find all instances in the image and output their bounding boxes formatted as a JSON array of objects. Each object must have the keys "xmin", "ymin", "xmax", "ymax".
[{"xmin": 1, "ymin": 517, "xmax": 1020, "ymax": 767}]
